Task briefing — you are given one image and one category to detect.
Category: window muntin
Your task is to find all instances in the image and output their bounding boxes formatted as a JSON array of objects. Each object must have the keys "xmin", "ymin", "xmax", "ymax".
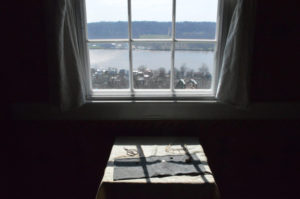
[{"xmin": 85, "ymin": 0, "xmax": 219, "ymax": 98}]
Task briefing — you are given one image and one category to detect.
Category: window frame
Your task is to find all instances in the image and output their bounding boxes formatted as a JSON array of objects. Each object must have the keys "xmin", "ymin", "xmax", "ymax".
[{"xmin": 83, "ymin": 0, "xmax": 223, "ymax": 101}]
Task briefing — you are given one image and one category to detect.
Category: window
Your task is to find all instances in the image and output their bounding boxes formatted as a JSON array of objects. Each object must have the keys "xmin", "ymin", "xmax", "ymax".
[{"xmin": 84, "ymin": 0, "xmax": 220, "ymax": 99}]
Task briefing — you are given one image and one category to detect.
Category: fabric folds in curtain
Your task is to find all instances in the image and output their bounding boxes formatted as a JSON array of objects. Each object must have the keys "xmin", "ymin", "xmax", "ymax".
[
  {"xmin": 216, "ymin": 0, "xmax": 257, "ymax": 107},
  {"xmin": 45, "ymin": 0, "xmax": 87, "ymax": 111}
]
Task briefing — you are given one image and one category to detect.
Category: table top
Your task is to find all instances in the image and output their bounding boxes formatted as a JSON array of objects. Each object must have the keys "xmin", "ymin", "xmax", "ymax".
[{"xmin": 101, "ymin": 137, "xmax": 216, "ymax": 184}]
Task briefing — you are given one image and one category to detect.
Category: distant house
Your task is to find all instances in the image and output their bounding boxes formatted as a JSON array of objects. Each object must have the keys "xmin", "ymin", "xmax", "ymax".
[
  {"xmin": 175, "ymin": 79, "xmax": 186, "ymax": 89},
  {"xmin": 187, "ymin": 79, "xmax": 198, "ymax": 89}
]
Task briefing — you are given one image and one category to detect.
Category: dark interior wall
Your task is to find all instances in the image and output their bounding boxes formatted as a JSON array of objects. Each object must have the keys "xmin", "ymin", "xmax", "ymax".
[
  {"xmin": 6, "ymin": 1, "xmax": 300, "ymax": 199},
  {"xmin": 7, "ymin": 0, "xmax": 48, "ymax": 104},
  {"xmin": 10, "ymin": 121, "xmax": 300, "ymax": 199},
  {"xmin": 251, "ymin": 1, "xmax": 300, "ymax": 101}
]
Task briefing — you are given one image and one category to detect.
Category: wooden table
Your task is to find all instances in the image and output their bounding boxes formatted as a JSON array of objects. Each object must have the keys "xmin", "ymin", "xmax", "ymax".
[{"xmin": 96, "ymin": 137, "xmax": 220, "ymax": 199}]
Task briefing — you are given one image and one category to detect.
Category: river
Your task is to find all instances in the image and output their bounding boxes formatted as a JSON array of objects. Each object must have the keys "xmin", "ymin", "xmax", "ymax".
[{"xmin": 89, "ymin": 49, "xmax": 215, "ymax": 73}]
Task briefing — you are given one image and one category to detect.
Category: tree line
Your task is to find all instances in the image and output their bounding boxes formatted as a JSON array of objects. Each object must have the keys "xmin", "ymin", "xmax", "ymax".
[{"xmin": 88, "ymin": 21, "xmax": 216, "ymax": 39}]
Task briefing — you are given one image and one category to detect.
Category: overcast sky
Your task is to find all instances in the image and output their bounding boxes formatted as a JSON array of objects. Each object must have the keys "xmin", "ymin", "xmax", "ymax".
[{"xmin": 86, "ymin": 0, "xmax": 218, "ymax": 23}]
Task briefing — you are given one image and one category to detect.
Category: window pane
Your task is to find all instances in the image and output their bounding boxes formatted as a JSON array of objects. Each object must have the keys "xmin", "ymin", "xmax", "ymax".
[
  {"xmin": 133, "ymin": 42, "xmax": 171, "ymax": 89},
  {"xmin": 176, "ymin": 0, "xmax": 218, "ymax": 39},
  {"xmin": 86, "ymin": 0, "xmax": 128, "ymax": 39},
  {"xmin": 132, "ymin": 0, "xmax": 172, "ymax": 39},
  {"xmin": 89, "ymin": 43, "xmax": 129, "ymax": 89},
  {"xmin": 174, "ymin": 43, "xmax": 215, "ymax": 89}
]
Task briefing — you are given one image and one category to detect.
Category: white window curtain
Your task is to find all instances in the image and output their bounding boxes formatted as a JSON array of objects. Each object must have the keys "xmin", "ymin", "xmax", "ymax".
[
  {"xmin": 45, "ymin": 0, "xmax": 88, "ymax": 112},
  {"xmin": 216, "ymin": 0, "xmax": 257, "ymax": 107}
]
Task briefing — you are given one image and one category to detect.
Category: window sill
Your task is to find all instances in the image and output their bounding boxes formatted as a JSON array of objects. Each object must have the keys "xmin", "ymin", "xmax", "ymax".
[
  {"xmin": 11, "ymin": 101, "xmax": 300, "ymax": 120},
  {"xmin": 89, "ymin": 89, "xmax": 215, "ymax": 100}
]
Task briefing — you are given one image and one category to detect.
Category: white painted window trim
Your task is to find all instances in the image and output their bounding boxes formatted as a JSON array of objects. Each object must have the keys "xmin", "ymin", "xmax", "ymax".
[{"xmin": 82, "ymin": 0, "xmax": 223, "ymax": 101}]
